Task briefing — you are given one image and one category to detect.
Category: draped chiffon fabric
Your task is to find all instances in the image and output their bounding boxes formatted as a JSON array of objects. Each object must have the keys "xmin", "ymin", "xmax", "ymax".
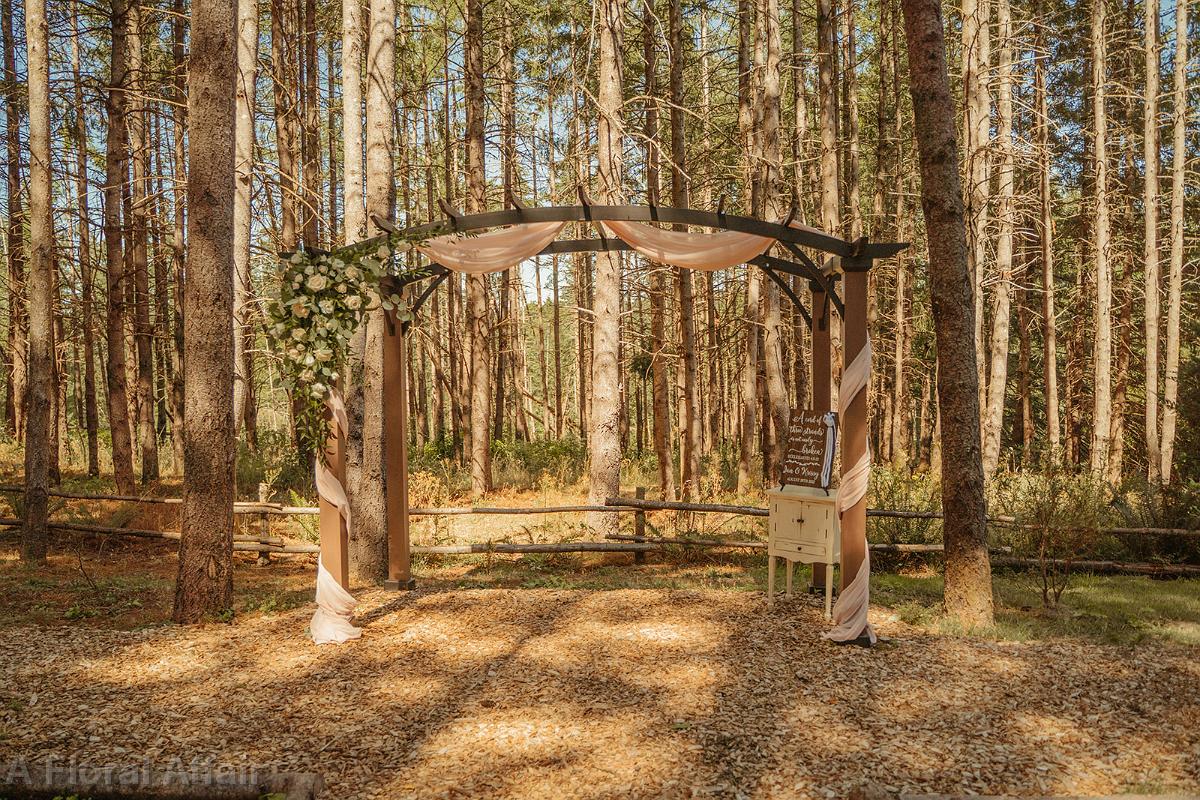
[
  {"xmin": 599, "ymin": 220, "xmax": 775, "ymax": 271},
  {"xmin": 822, "ymin": 340, "xmax": 877, "ymax": 645},
  {"xmin": 310, "ymin": 389, "xmax": 362, "ymax": 645},
  {"xmin": 417, "ymin": 221, "xmax": 568, "ymax": 273},
  {"xmin": 413, "ymin": 217, "xmax": 842, "ymax": 275}
]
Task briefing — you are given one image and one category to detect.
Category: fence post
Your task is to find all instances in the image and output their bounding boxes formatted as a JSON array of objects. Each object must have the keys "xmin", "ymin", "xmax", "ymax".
[
  {"xmin": 256, "ymin": 482, "xmax": 271, "ymax": 566},
  {"xmin": 633, "ymin": 486, "xmax": 646, "ymax": 564}
]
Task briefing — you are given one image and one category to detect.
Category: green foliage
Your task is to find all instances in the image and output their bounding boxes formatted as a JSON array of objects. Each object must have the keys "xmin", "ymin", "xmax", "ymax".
[
  {"xmin": 491, "ymin": 436, "xmax": 589, "ymax": 489},
  {"xmin": 991, "ymin": 466, "xmax": 1111, "ymax": 607},
  {"xmin": 268, "ymin": 234, "xmax": 428, "ymax": 457},
  {"xmin": 869, "ymin": 465, "xmax": 943, "ymax": 545},
  {"xmin": 1109, "ymin": 478, "xmax": 1200, "ymax": 565},
  {"xmin": 287, "ymin": 489, "xmax": 320, "ymax": 543},
  {"xmin": 236, "ymin": 429, "xmax": 310, "ymax": 498}
]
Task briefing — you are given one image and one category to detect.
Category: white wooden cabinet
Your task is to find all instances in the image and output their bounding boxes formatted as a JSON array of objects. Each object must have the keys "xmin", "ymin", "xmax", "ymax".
[{"xmin": 766, "ymin": 486, "xmax": 840, "ymax": 618}]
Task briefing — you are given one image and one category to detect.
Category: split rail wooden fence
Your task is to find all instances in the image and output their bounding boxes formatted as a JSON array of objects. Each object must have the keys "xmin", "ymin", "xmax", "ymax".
[{"xmin": 0, "ymin": 483, "xmax": 1197, "ymax": 577}]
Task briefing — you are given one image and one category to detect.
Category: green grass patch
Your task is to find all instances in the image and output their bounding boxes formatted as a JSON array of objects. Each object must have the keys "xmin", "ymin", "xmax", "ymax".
[{"xmin": 426, "ymin": 555, "xmax": 1200, "ymax": 646}]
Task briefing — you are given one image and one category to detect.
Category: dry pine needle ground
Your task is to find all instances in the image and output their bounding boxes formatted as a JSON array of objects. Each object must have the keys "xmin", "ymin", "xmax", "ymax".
[{"xmin": 1, "ymin": 581, "xmax": 1198, "ymax": 799}]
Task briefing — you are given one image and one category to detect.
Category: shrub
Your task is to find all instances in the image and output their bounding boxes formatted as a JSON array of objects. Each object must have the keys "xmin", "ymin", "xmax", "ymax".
[
  {"xmin": 868, "ymin": 464, "xmax": 942, "ymax": 545},
  {"xmin": 1109, "ymin": 478, "xmax": 1200, "ymax": 565},
  {"xmin": 236, "ymin": 429, "xmax": 310, "ymax": 499},
  {"xmin": 991, "ymin": 466, "xmax": 1111, "ymax": 607}
]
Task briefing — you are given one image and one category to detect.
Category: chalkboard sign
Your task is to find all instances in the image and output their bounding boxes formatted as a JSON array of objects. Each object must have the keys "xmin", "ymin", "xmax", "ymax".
[{"xmin": 780, "ymin": 409, "xmax": 838, "ymax": 489}]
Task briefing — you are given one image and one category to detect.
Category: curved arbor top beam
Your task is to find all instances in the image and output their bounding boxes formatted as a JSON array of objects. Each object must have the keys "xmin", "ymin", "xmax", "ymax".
[
  {"xmin": 369, "ymin": 203, "xmax": 906, "ymax": 261},
  {"xmin": 370, "ymin": 203, "xmax": 906, "ymax": 328}
]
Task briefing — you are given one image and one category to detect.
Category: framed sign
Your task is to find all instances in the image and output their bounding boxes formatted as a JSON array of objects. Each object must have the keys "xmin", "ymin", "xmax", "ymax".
[{"xmin": 780, "ymin": 409, "xmax": 838, "ymax": 490}]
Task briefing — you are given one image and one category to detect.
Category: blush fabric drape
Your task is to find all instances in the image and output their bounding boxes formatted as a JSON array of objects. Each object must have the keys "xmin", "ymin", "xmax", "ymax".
[
  {"xmin": 413, "ymin": 217, "xmax": 840, "ymax": 275},
  {"xmin": 822, "ymin": 339, "xmax": 877, "ymax": 645},
  {"xmin": 599, "ymin": 220, "xmax": 775, "ymax": 271},
  {"xmin": 417, "ymin": 221, "xmax": 567, "ymax": 273},
  {"xmin": 310, "ymin": 388, "xmax": 362, "ymax": 645}
]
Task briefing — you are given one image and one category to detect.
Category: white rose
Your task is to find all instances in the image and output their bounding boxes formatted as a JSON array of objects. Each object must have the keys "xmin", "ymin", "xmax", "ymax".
[
  {"xmin": 313, "ymin": 348, "xmax": 332, "ymax": 362},
  {"xmin": 300, "ymin": 369, "xmax": 315, "ymax": 382},
  {"xmin": 345, "ymin": 266, "xmax": 361, "ymax": 281},
  {"xmin": 291, "ymin": 302, "xmax": 309, "ymax": 318},
  {"xmin": 291, "ymin": 328, "xmax": 306, "ymax": 341},
  {"xmin": 346, "ymin": 295, "xmax": 362, "ymax": 310},
  {"xmin": 376, "ymin": 245, "xmax": 390, "ymax": 260},
  {"xmin": 306, "ymin": 274, "xmax": 328, "ymax": 291},
  {"xmin": 318, "ymin": 300, "xmax": 334, "ymax": 315}
]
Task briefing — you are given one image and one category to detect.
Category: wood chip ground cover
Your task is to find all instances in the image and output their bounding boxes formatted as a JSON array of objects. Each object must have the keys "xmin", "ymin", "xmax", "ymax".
[{"xmin": 1, "ymin": 583, "xmax": 1197, "ymax": 800}]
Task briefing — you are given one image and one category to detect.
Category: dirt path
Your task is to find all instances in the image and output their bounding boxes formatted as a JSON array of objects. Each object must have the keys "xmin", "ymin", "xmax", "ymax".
[{"xmin": 1, "ymin": 587, "xmax": 1197, "ymax": 799}]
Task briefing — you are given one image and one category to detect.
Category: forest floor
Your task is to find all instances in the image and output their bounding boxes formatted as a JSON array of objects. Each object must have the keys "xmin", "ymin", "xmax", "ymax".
[{"xmin": 1, "ymin": 535, "xmax": 1199, "ymax": 799}]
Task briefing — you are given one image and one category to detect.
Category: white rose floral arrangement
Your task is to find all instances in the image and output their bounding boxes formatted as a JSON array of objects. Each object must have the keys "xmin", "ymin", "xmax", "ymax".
[{"xmin": 269, "ymin": 235, "xmax": 429, "ymax": 454}]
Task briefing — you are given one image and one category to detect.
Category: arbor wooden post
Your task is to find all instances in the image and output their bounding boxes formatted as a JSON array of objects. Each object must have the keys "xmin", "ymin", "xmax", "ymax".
[
  {"xmin": 810, "ymin": 282, "xmax": 831, "ymax": 590},
  {"xmin": 318, "ymin": 408, "xmax": 349, "ymax": 589},
  {"xmin": 839, "ymin": 263, "xmax": 870, "ymax": 590},
  {"xmin": 383, "ymin": 308, "xmax": 414, "ymax": 590}
]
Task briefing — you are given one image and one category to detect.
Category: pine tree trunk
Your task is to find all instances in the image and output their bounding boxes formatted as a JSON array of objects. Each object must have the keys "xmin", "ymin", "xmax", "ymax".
[
  {"xmin": 668, "ymin": 0, "xmax": 703, "ymax": 497},
  {"xmin": 233, "ymin": 0, "xmax": 258, "ymax": 447},
  {"xmin": 167, "ymin": 0, "xmax": 186, "ymax": 473},
  {"xmin": 343, "ymin": 0, "xmax": 365, "ymax": 243},
  {"xmin": 1143, "ymin": 0, "xmax": 1161, "ymax": 482},
  {"xmin": 173, "ymin": 0, "xmax": 236, "ymax": 623},
  {"xmin": 301, "ymin": 0, "xmax": 320, "ymax": 246},
  {"xmin": 736, "ymin": 0, "xmax": 759, "ymax": 491},
  {"xmin": 1160, "ymin": 0, "xmax": 1186, "ymax": 482},
  {"xmin": 348, "ymin": 0, "xmax": 397, "ymax": 580},
  {"xmin": 899, "ymin": 0, "xmax": 993, "ymax": 627},
  {"xmin": 1016, "ymin": 245, "xmax": 1035, "ymax": 461},
  {"xmin": 2, "ymin": 0, "xmax": 26, "ymax": 440},
  {"xmin": 465, "ymin": 0, "xmax": 492, "ymax": 496},
  {"xmin": 271, "ymin": 0, "xmax": 300, "ymax": 250},
  {"xmin": 982, "ymin": 0, "xmax": 1013, "ymax": 480},
  {"xmin": 643, "ymin": 0, "xmax": 676, "ymax": 500},
  {"xmin": 817, "ymin": 0, "xmax": 840, "ymax": 236},
  {"xmin": 587, "ymin": 0, "xmax": 624, "ymax": 533},
  {"xmin": 962, "ymin": 0, "xmax": 990, "ymax": 413},
  {"xmin": 128, "ymin": 5, "xmax": 159, "ymax": 482},
  {"xmin": 841, "ymin": 0, "xmax": 862, "ymax": 239},
  {"xmin": 1034, "ymin": 13, "xmax": 1060, "ymax": 460},
  {"xmin": 22, "ymin": 0, "xmax": 52, "ymax": 562},
  {"xmin": 71, "ymin": 5, "xmax": 100, "ymax": 478},
  {"xmin": 701, "ymin": 8, "xmax": 722, "ymax": 452},
  {"xmin": 104, "ymin": 0, "xmax": 137, "ymax": 494},
  {"xmin": 759, "ymin": 0, "xmax": 790, "ymax": 486},
  {"xmin": 1089, "ymin": 0, "xmax": 1112, "ymax": 476}
]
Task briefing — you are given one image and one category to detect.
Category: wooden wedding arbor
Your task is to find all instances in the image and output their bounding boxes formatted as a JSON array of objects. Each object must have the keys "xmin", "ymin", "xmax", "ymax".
[{"xmin": 316, "ymin": 199, "xmax": 906, "ymax": 608}]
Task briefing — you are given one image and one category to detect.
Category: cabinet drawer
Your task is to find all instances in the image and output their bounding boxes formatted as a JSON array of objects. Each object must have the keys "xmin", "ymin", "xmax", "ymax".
[{"xmin": 771, "ymin": 539, "xmax": 830, "ymax": 559}]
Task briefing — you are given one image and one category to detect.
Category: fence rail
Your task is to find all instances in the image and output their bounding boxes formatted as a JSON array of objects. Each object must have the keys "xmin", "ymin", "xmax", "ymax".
[{"xmin": 1, "ymin": 485, "xmax": 1197, "ymax": 579}]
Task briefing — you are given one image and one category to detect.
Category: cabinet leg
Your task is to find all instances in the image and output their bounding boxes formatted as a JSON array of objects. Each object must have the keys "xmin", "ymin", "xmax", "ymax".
[
  {"xmin": 824, "ymin": 565, "xmax": 834, "ymax": 620},
  {"xmin": 785, "ymin": 561, "xmax": 794, "ymax": 597},
  {"xmin": 767, "ymin": 555, "xmax": 776, "ymax": 608}
]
